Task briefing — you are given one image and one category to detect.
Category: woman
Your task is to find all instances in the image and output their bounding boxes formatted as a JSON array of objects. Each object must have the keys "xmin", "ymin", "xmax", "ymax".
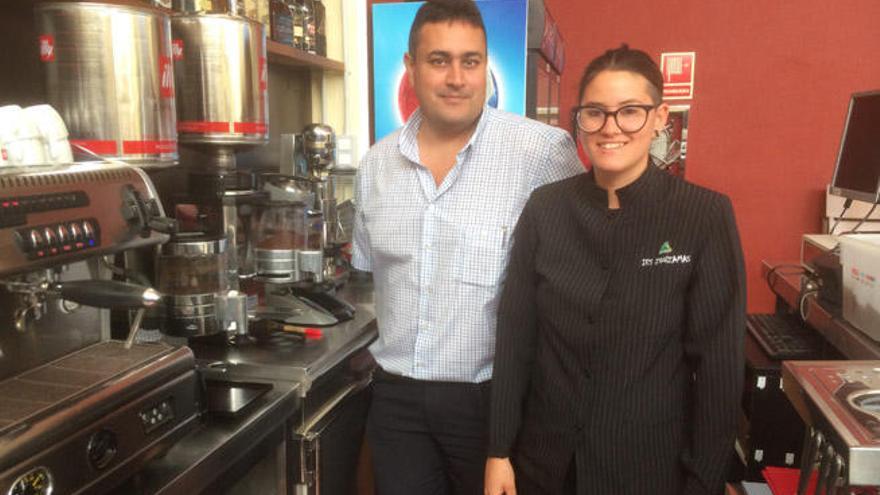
[{"xmin": 484, "ymin": 45, "xmax": 746, "ymax": 495}]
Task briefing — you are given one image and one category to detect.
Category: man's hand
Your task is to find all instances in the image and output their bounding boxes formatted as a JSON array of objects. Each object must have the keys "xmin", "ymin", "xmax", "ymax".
[{"xmin": 484, "ymin": 457, "xmax": 516, "ymax": 495}]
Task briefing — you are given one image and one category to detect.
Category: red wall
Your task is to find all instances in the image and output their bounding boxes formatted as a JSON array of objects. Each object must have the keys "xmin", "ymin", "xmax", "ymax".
[{"xmin": 545, "ymin": 0, "xmax": 880, "ymax": 311}]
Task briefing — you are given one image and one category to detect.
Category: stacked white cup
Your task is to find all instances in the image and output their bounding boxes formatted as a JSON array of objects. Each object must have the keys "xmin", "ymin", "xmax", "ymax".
[
  {"xmin": 0, "ymin": 104, "xmax": 73, "ymax": 168},
  {"xmin": 0, "ymin": 105, "xmax": 48, "ymax": 167},
  {"xmin": 24, "ymin": 105, "xmax": 73, "ymax": 165}
]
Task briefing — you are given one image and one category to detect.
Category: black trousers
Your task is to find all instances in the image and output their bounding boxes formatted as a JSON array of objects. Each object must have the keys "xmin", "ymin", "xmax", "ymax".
[{"xmin": 367, "ymin": 368, "xmax": 491, "ymax": 495}]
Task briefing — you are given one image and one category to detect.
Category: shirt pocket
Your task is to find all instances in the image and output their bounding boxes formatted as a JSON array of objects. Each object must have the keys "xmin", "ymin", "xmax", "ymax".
[{"xmin": 455, "ymin": 224, "xmax": 508, "ymax": 287}]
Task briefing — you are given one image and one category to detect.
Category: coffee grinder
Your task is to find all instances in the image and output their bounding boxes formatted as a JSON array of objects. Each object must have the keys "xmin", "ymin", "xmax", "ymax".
[
  {"xmin": 250, "ymin": 124, "xmax": 355, "ymax": 326},
  {"xmin": 158, "ymin": 12, "xmax": 268, "ymax": 341}
]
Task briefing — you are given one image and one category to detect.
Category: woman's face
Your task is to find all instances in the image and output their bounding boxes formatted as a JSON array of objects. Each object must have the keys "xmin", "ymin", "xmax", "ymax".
[{"xmin": 578, "ymin": 70, "xmax": 668, "ymax": 184}]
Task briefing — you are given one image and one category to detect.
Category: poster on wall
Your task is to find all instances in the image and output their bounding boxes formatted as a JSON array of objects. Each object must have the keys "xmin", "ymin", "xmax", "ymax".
[
  {"xmin": 660, "ymin": 52, "xmax": 695, "ymax": 100},
  {"xmin": 371, "ymin": 0, "xmax": 528, "ymax": 143}
]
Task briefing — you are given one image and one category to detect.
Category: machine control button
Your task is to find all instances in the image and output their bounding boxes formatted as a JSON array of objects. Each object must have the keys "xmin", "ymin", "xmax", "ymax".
[
  {"xmin": 87, "ymin": 429, "xmax": 118, "ymax": 470},
  {"xmin": 56, "ymin": 224, "xmax": 70, "ymax": 244},
  {"xmin": 42, "ymin": 227, "xmax": 57, "ymax": 245},
  {"xmin": 81, "ymin": 220, "xmax": 97, "ymax": 245},
  {"xmin": 68, "ymin": 222, "xmax": 84, "ymax": 242},
  {"xmin": 27, "ymin": 230, "xmax": 45, "ymax": 251}
]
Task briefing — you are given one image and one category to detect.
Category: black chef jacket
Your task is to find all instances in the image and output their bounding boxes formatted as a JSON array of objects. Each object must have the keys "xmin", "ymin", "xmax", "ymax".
[{"xmin": 489, "ymin": 165, "xmax": 746, "ymax": 495}]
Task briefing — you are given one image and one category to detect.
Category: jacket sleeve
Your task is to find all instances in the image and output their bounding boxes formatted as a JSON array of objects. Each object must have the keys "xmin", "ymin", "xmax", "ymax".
[
  {"xmin": 488, "ymin": 196, "xmax": 541, "ymax": 458},
  {"xmin": 681, "ymin": 195, "xmax": 746, "ymax": 495}
]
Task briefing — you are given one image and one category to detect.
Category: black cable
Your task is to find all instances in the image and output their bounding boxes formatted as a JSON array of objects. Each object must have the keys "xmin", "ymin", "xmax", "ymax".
[
  {"xmin": 765, "ymin": 263, "xmax": 806, "ymax": 297},
  {"xmin": 829, "ymin": 198, "xmax": 853, "ymax": 235},
  {"xmin": 840, "ymin": 201, "xmax": 879, "ymax": 235}
]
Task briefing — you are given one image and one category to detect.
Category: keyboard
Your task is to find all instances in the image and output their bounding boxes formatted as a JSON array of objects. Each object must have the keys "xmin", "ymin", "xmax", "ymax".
[{"xmin": 746, "ymin": 313, "xmax": 823, "ymax": 360}]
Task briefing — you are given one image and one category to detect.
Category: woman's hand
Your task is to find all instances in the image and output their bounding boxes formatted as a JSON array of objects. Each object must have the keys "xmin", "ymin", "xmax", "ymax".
[{"xmin": 484, "ymin": 457, "xmax": 516, "ymax": 495}]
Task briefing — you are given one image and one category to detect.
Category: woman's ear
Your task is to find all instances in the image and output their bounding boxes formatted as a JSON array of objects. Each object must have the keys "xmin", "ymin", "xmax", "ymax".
[{"xmin": 655, "ymin": 102, "xmax": 670, "ymax": 132}]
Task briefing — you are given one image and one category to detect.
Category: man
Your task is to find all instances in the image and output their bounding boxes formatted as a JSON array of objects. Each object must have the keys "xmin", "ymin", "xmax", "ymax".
[{"xmin": 352, "ymin": 1, "xmax": 583, "ymax": 493}]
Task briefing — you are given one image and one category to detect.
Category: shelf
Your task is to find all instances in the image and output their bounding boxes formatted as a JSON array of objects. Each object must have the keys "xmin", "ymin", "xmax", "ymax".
[{"xmin": 267, "ymin": 40, "xmax": 344, "ymax": 73}]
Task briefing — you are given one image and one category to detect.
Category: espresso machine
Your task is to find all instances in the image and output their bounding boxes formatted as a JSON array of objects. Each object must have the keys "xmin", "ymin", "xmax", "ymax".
[{"xmin": 0, "ymin": 164, "xmax": 201, "ymax": 495}]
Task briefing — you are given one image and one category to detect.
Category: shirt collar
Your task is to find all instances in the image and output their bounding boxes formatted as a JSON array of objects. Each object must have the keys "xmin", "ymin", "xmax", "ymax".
[
  {"xmin": 582, "ymin": 163, "xmax": 667, "ymax": 209},
  {"xmin": 398, "ymin": 106, "xmax": 493, "ymax": 165}
]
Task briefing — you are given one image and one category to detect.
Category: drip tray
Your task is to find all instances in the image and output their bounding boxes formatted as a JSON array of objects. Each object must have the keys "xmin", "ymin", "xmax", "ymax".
[
  {"xmin": 204, "ymin": 380, "xmax": 272, "ymax": 418},
  {"xmin": 0, "ymin": 341, "xmax": 174, "ymax": 434}
]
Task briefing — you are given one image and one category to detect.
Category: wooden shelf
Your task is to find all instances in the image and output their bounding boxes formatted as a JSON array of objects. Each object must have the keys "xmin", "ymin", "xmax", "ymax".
[{"xmin": 267, "ymin": 40, "xmax": 344, "ymax": 73}]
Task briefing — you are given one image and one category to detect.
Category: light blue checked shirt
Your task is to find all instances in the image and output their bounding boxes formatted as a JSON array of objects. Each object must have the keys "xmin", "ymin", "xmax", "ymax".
[{"xmin": 352, "ymin": 106, "xmax": 584, "ymax": 383}]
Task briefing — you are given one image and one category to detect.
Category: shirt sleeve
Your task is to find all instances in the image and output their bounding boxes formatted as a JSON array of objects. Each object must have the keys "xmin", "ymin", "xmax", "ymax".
[
  {"xmin": 488, "ymin": 196, "xmax": 540, "ymax": 458},
  {"xmin": 533, "ymin": 129, "xmax": 585, "ymax": 189},
  {"xmin": 350, "ymin": 160, "xmax": 372, "ymax": 272},
  {"xmin": 681, "ymin": 195, "xmax": 746, "ymax": 495}
]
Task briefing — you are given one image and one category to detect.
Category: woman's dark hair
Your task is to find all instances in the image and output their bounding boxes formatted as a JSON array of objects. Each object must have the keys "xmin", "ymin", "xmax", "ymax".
[
  {"xmin": 577, "ymin": 44, "xmax": 664, "ymax": 104},
  {"xmin": 408, "ymin": 0, "xmax": 486, "ymax": 58}
]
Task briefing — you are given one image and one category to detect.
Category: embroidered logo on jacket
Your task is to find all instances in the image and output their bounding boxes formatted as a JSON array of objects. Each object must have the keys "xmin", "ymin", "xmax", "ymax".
[
  {"xmin": 641, "ymin": 241, "xmax": 691, "ymax": 267},
  {"xmin": 658, "ymin": 241, "xmax": 673, "ymax": 255}
]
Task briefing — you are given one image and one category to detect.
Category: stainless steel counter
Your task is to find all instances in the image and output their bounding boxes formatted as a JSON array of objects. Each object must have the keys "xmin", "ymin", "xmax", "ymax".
[
  {"xmin": 189, "ymin": 280, "xmax": 378, "ymax": 395},
  {"xmin": 127, "ymin": 280, "xmax": 377, "ymax": 494},
  {"xmin": 128, "ymin": 377, "xmax": 301, "ymax": 495}
]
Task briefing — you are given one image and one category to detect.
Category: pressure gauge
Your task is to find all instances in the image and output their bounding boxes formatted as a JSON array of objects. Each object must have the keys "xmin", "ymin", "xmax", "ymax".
[{"xmin": 7, "ymin": 467, "xmax": 53, "ymax": 495}]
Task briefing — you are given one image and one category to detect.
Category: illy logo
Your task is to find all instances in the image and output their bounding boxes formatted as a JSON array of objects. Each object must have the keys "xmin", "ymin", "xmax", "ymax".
[
  {"xmin": 160, "ymin": 56, "xmax": 174, "ymax": 98},
  {"xmin": 172, "ymin": 39, "xmax": 184, "ymax": 61},
  {"xmin": 39, "ymin": 35, "xmax": 55, "ymax": 62}
]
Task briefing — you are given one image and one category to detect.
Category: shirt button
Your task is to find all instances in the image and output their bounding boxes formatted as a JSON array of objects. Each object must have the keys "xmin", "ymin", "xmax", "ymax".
[{"xmin": 587, "ymin": 314, "xmax": 596, "ymax": 324}]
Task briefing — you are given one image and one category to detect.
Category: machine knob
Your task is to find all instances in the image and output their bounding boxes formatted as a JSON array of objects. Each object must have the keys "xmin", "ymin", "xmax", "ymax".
[{"xmin": 87, "ymin": 429, "xmax": 118, "ymax": 470}]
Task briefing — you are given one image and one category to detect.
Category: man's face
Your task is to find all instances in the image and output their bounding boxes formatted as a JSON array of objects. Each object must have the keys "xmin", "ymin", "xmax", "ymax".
[{"xmin": 405, "ymin": 21, "xmax": 487, "ymax": 134}]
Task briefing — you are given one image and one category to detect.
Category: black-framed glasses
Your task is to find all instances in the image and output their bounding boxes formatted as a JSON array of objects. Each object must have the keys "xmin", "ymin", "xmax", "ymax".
[{"xmin": 572, "ymin": 104, "xmax": 658, "ymax": 134}]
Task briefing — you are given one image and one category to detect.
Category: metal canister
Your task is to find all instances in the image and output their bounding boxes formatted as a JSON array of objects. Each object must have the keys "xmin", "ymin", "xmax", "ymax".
[
  {"xmin": 36, "ymin": 2, "xmax": 178, "ymax": 167},
  {"xmin": 171, "ymin": 14, "xmax": 269, "ymax": 147}
]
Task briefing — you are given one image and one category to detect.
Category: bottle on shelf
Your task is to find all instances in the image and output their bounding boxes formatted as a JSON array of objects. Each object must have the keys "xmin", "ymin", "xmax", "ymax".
[
  {"xmin": 314, "ymin": 0, "xmax": 325, "ymax": 57},
  {"xmin": 270, "ymin": 0, "xmax": 293, "ymax": 45},
  {"xmin": 302, "ymin": 0, "xmax": 316, "ymax": 55},
  {"xmin": 172, "ymin": 0, "xmax": 241, "ymax": 14},
  {"xmin": 291, "ymin": 0, "xmax": 305, "ymax": 50}
]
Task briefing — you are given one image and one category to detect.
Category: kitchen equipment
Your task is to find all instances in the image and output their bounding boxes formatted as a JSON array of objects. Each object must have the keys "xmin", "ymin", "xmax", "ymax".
[
  {"xmin": 0, "ymin": 341, "xmax": 200, "ymax": 495},
  {"xmin": 168, "ymin": 13, "xmax": 269, "ymax": 343},
  {"xmin": 253, "ymin": 198, "xmax": 322, "ymax": 282},
  {"xmin": 171, "ymin": 13, "xmax": 268, "ymax": 150},
  {"xmin": 0, "ymin": 163, "xmax": 198, "ymax": 495},
  {"xmin": 0, "ymin": 163, "xmax": 173, "ymax": 278},
  {"xmin": 783, "ymin": 361, "xmax": 880, "ymax": 493},
  {"xmin": 36, "ymin": 2, "xmax": 178, "ymax": 167},
  {"xmin": 157, "ymin": 233, "xmax": 230, "ymax": 337}
]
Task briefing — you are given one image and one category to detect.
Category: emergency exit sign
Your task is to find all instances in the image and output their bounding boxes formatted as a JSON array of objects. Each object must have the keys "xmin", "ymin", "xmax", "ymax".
[{"xmin": 660, "ymin": 52, "xmax": 695, "ymax": 100}]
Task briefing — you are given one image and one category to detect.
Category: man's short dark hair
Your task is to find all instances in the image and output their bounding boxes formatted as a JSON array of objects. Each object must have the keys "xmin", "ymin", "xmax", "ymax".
[{"xmin": 408, "ymin": 0, "xmax": 486, "ymax": 57}]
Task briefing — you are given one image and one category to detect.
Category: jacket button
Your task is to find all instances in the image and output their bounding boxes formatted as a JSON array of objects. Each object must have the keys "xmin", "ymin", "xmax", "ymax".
[{"xmin": 587, "ymin": 314, "xmax": 595, "ymax": 324}]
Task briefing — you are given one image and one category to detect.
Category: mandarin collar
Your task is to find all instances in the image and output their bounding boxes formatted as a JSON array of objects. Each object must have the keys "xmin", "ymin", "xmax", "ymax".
[{"xmin": 582, "ymin": 163, "xmax": 667, "ymax": 209}]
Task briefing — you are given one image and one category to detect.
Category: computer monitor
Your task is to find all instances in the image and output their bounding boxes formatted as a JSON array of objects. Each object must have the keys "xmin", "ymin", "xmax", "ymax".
[{"xmin": 830, "ymin": 90, "xmax": 880, "ymax": 203}]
